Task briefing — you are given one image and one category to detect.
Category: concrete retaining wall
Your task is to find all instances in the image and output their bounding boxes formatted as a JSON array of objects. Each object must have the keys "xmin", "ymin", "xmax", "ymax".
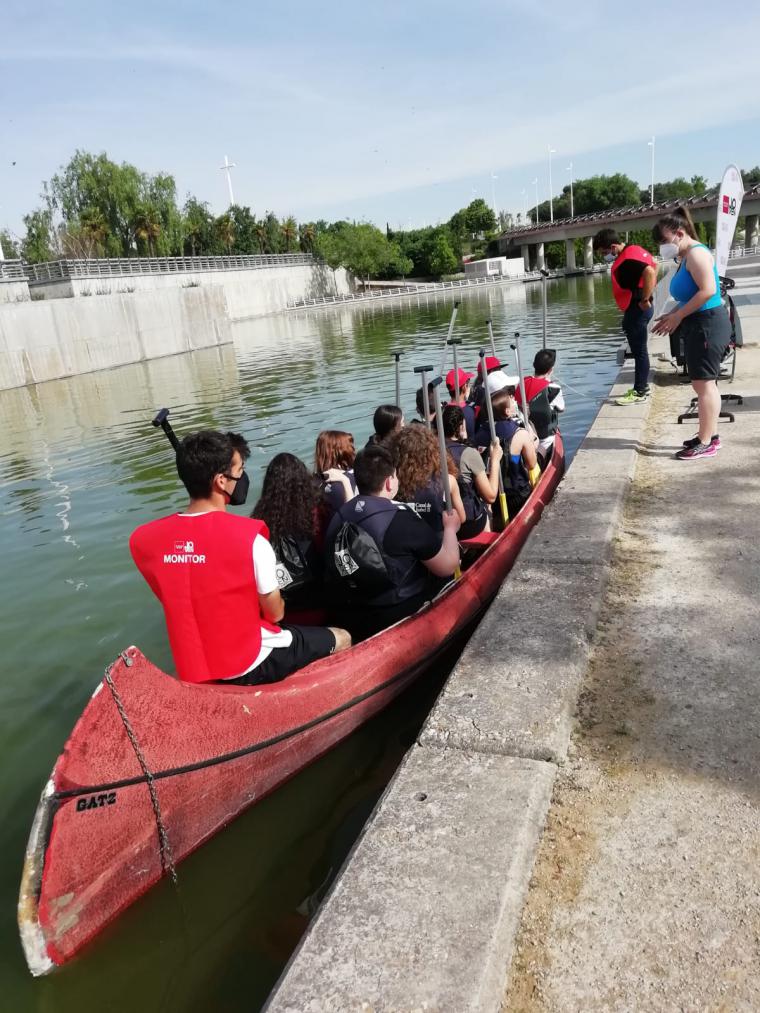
[
  {"xmin": 0, "ymin": 284, "xmax": 232, "ymax": 390},
  {"xmin": 266, "ymin": 354, "xmax": 659, "ymax": 1012},
  {"xmin": 28, "ymin": 264, "xmax": 350, "ymax": 320},
  {"xmin": 0, "ymin": 279, "xmax": 31, "ymax": 304}
]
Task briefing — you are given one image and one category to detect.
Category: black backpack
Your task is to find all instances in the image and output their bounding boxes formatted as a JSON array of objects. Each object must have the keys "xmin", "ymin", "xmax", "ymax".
[
  {"xmin": 326, "ymin": 518, "xmax": 395, "ymax": 595},
  {"xmin": 273, "ymin": 535, "xmax": 316, "ymax": 594}
]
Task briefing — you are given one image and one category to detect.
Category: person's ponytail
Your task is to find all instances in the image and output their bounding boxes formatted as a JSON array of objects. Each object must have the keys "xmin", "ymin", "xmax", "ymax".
[{"xmin": 653, "ymin": 205, "xmax": 698, "ymax": 242}]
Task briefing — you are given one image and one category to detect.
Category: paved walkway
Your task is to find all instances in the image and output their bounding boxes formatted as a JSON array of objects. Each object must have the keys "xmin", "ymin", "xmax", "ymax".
[{"xmin": 504, "ymin": 316, "xmax": 760, "ymax": 1010}]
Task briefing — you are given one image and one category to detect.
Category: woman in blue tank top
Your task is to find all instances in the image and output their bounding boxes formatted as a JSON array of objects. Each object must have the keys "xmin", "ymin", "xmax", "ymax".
[{"xmin": 652, "ymin": 207, "xmax": 731, "ymax": 461}]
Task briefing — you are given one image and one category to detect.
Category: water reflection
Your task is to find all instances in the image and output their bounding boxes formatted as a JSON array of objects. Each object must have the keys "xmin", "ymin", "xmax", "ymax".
[{"xmin": 0, "ymin": 276, "xmax": 619, "ymax": 1012}]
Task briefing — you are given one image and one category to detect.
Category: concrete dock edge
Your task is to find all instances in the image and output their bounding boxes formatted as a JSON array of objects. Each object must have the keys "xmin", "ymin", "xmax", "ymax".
[{"xmin": 266, "ymin": 357, "xmax": 658, "ymax": 1012}]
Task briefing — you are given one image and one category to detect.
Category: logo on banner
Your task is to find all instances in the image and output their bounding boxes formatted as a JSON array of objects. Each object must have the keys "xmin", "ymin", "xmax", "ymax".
[{"xmin": 722, "ymin": 195, "xmax": 737, "ymax": 216}]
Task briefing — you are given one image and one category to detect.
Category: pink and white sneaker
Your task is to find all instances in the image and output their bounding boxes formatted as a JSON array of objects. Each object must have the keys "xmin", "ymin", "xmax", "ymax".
[{"xmin": 675, "ymin": 441, "xmax": 718, "ymax": 461}]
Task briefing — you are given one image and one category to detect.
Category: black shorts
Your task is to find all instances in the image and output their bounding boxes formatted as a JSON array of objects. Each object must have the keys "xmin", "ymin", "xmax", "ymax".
[
  {"xmin": 680, "ymin": 307, "xmax": 732, "ymax": 381},
  {"xmin": 225, "ymin": 624, "xmax": 336, "ymax": 686}
]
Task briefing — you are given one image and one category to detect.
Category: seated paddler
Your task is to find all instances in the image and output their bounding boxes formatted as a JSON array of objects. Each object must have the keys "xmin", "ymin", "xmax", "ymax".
[
  {"xmin": 324, "ymin": 444, "xmax": 461, "ymax": 641},
  {"xmin": 129, "ymin": 429, "xmax": 351, "ymax": 685}
]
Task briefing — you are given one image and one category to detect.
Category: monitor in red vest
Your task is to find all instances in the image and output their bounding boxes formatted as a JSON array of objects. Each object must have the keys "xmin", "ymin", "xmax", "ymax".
[
  {"xmin": 610, "ymin": 245, "xmax": 656, "ymax": 312},
  {"xmin": 130, "ymin": 511, "xmax": 280, "ymax": 683}
]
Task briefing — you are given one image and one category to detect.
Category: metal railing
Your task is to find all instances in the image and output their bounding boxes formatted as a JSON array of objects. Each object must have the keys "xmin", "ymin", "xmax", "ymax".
[
  {"xmin": 0, "ymin": 260, "xmax": 28, "ymax": 281},
  {"xmin": 289, "ymin": 271, "xmax": 542, "ymax": 309},
  {"xmin": 728, "ymin": 245, "xmax": 760, "ymax": 259},
  {"xmin": 502, "ymin": 184, "xmax": 760, "ymax": 241},
  {"xmin": 25, "ymin": 253, "xmax": 315, "ymax": 284}
]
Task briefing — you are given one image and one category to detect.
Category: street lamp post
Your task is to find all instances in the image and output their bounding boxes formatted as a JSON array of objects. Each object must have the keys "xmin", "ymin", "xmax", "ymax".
[
  {"xmin": 491, "ymin": 171, "xmax": 498, "ymax": 222},
  {"xmin": 533, "ymin": 178, "xmax": 539, "ymax": 224},
  {"xmin": 548, "ymin": 146, "xmax": 556, "ymax": 222},
  {"xmin": 220, "ymin": 155, "xmax": 236, "ymax": 207},
  {"xmin": 566, "ymin": 162, "xmax": 574, "ymax": 218},
  {"xmin": 648, "ymin": 137, "xmax": 655, "ymax": 204}
]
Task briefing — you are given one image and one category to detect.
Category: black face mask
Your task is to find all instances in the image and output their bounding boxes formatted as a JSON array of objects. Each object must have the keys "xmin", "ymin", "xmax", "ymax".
[{"xmin": 223, "ymin": 470, "xmax": 250, "ymax": 506}]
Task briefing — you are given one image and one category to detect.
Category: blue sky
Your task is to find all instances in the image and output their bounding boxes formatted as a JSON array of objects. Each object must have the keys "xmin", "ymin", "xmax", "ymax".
[{"xmin": 2, "ymin": 0, "xmax": 759, "ymax": 239}]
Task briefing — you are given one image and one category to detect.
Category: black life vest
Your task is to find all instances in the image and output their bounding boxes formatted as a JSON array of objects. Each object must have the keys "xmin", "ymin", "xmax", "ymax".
[
  {"xmin": 475, "ymin": 418, "xmax": 531, "ymax": 515},
  {"xmin": 405, "ymin": 479, "xmax": 445, "ymax": 533},
  {"xmin": 325, "ymin": 495, "xmax": 429, "ymax": 607},
  {"xmin": 515, "ymin": 378, "xmax": 559, "ymax": 441},
  {"xmin": 445, "ymin": 440, "xmax": 487, "ymax": 522}
]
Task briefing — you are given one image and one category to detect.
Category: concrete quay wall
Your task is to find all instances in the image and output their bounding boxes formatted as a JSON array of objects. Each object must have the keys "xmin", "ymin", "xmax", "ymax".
[
  {"xmin": 0, "ymin": 279, "xmax": 31, "ymax": 304},
  {"xmin": 30, "ymin": 264, "xmax": 351, "ymax": 321},
  {"xmin": 0, "ymin": 284, "xmax": 232, "ymax": 391},
  {"xmin": 266, "ymin": 358, "xmax": 659, "ymax": 1012}
]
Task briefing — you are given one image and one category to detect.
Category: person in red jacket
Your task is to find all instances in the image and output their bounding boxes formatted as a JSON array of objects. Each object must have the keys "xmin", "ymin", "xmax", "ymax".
[
  {"xmin": 593, "ymin": 228, "xmax": 657, "ymax": 405},
  {"xmin": 130, "ymin": 430, "xmax": 350, "ymax": 685}
]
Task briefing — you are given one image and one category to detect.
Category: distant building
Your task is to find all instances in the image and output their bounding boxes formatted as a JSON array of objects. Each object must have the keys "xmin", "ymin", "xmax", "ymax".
[{"xmin": 463, "ymin": 256, "xmax": 525, "ymax": 280}]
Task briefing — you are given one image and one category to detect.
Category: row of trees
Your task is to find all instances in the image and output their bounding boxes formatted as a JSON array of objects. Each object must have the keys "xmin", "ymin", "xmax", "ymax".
[
  {"xmin": 4, "ymin": 150, "xmax": 759, "ymax": 277},
  {"xmin": 3, "ymin": 151, "xmax": 325, "ymax": 264}
]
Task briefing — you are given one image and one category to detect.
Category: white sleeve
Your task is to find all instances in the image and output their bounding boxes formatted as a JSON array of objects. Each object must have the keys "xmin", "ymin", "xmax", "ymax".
[
  {"xmin": 252, "ymin": 534, "xmax": 280, "ymax": 595},
  {"xmin": 549, "ymin": 385, "xmax": 565, "ymax": 412}
]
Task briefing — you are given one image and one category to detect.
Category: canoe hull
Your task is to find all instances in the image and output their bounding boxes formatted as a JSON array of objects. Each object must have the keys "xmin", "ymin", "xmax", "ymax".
[{"xmin": 19, "ymin": 436, "xmax": 564, "ymax": 974}]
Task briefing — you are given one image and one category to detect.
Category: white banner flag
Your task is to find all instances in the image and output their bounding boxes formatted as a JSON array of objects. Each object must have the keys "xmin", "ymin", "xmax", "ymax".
[{"xmin": 715, "ymin": 164, "xmax": 744, "ymax": 278}]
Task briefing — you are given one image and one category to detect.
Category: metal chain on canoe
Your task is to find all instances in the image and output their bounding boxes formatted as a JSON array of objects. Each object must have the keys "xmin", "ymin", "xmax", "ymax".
[{"xmin": 104, "ymin": 654, "xmax": 178, "ymax": 885}]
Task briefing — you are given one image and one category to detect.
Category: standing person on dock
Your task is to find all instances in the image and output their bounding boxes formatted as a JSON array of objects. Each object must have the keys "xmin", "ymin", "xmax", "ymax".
[
  {"xmin": 130, "ymin": 430, "xmax": 351, "ymax": 685},
  {"xmin": 651, "ymin": 207, "xmax": 731, "ymax": 461},
  {"xmin": 593, "ymin": 228, "xmax": 657, "ymax": 405}
]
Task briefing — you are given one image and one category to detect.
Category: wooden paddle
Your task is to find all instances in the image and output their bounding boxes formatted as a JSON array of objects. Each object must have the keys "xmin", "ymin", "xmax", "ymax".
[
  {"xmin": 152, "ymin": 408, "xmax": 180, "ymax": 450},
  {"xmin": 437, "ymin": 301, "xmax": 460, "ymax": 378},
  {"xmin": 431, "ymin": 376, "xmax": 461, "ymax": 579},
  {"xmin": 413, "ymin": 364, "xmax": 433, "ymax": 428},
  {"xmin": 479, "ymin": 349, "xmax": 508, "ymax": 526}
]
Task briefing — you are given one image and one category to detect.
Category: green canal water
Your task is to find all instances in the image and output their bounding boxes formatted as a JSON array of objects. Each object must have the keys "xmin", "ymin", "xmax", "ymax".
[{"xmin": 0, "ymin": 275, "xmax": 621, "ymax": 1011}]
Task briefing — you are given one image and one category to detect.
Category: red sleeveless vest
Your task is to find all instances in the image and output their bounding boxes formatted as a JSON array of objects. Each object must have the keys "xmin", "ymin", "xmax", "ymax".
[
  {"xmin": 515, "ymin": 376, "xmax": 550, "ymax": 406},
  {"xmin": 611, "ymin": 245, "xmax": 656, "ymax": 311},
  {"xmin": 129, "ymin": 511, "xmax": 277, "ymax": 684}
]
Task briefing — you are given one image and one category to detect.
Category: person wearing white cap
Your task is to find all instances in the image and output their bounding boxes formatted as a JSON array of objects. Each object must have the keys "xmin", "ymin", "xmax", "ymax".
[
  {"xmin": 485, "ymin": 370, "xmax": 520, "ymax": 396},
  {"xmin": 473, "ymin": 388, "xmax": 540, "ymax": 517}
]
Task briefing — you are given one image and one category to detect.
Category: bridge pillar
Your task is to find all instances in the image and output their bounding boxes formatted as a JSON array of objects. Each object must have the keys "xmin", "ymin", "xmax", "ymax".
[
  {"xmin": 521, "ymin": 244, "xmax": 531, "ymax": 272},
  {"xmin": 745, "ymin": 214, "xmax": 760, "ymax": 251},
  {"xmin": 583, "ymin": 236, "xmax": 594, "ymax": 271},
  {"xmin": 565, "ymin": 239, "xmax": 577, "ymax": 272},
  {"xmin": 535, "ymin": 243, "xmax": 545, "ymax": 271}
]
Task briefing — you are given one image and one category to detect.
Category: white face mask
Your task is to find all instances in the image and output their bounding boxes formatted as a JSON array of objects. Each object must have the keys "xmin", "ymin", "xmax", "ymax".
[
  {"xmin": 659, "ymin": 242, "xmax": 679, "ymax": 260},
  {"xmin": 603, "ymin": 253, "xmax": 616, "ymax": 264}
]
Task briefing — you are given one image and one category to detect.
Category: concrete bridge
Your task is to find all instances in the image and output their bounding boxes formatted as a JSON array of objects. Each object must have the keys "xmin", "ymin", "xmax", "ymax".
[{"xmin": 498, "ymin": 184, "xmax": 760, "ymax": 272}]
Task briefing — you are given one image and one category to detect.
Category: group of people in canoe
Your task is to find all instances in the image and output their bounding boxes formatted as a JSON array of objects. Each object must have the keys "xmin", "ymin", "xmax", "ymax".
[{"xmin": 129, "ymin": 349, "xmax": 565, "ymax": 687}]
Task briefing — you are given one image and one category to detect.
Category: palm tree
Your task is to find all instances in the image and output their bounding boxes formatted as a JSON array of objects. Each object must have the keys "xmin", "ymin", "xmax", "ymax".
[
  {"xmin": 299, "ymin": 222, "xmax": 316, "ymax": 253},
  {"xmin": 282, "ymin": 216, "xmax": 298, "ymax": 253},
  {"xmin": 80, "ymin": 208, "xmax": 109, "ymax": 257},
  {"xmin": 132, "ymin": 204, "xmax": 161, "ymax": 257},
  {"xmin": 254, "ymin": 222, "xmax": 268, "ymax": 254},
  {"xmin": 216, "ymin": 213, "xmax": 235, "ymax": 254}
]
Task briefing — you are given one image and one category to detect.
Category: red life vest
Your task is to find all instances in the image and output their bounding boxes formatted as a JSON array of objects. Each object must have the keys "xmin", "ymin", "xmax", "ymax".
[
  {"xmin": 129, "ymin": 511, "xmax": 278, "ymax": 684},
  {"xmin": 611, "ymin": 245, "xmax": 656, "ymax": 311},
  {"xmin": 515, "ymin": 376, "xmax": 550, "ymax": 406}
]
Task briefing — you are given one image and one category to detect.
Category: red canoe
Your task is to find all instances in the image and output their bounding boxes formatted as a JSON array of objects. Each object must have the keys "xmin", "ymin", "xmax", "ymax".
[{"xmin": 18, "ymin": 437, "xmax": 564, "ymax": 976}]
